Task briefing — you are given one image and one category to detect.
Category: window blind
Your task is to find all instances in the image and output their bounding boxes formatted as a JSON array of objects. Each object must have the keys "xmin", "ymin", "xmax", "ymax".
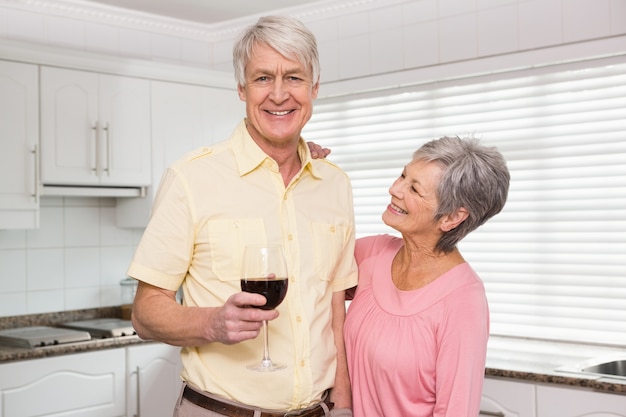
[{"xmin": 303, "ymin": 57, "xmax": 626, "ymax": 346}]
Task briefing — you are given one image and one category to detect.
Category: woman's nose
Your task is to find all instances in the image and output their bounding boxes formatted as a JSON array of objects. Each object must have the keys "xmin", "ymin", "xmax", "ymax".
[{"xmin": 389, "ymin": 179, "xmax": 403, "ymax": 197}]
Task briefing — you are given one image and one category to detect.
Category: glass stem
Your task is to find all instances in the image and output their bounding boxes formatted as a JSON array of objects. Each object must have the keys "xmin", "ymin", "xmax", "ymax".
[{"xmin": 261, "ymin": 320, "xmax": 272, "ymax": 367}]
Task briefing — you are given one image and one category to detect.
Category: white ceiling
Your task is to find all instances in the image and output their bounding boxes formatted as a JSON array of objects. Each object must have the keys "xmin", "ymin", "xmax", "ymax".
[{"xmin": 81, "ymin": 0, "xmax": 327, "ymax": 25}]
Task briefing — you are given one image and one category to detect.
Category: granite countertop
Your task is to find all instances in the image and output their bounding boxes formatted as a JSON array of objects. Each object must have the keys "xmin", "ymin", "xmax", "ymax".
[
  {"xmin": 0, "ymin": 306, "xmax": 152, "ymax": 363},
  {"xmin": 1, "ymin": 308, "xmax": 625, "ymax": 395},
  {"xmin": 486, "ymin": 335, "xmax": 626, "ymax": 394}
]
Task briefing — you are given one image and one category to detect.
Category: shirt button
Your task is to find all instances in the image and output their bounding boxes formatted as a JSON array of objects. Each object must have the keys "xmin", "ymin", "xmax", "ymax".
[
  {"xmin": 330, "ymin": 226, "xmax": 336, "ymax": 232},
  {"xmin": 300, "ymin": 360, "xmax": 305, "ymax": 367},
  {"xmin": 288, "ymin": 234, "xmax": 294, "ymax": 241},
  {"xmin": 296, "ymin": 316, "xmax": 302, "ymax": 323}
]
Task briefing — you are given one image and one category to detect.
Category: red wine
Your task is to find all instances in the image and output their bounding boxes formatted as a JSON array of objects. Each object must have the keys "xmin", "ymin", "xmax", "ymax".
[{"xmin": 241, "ymin": 278, "xmax": 288, "ymax": 310}]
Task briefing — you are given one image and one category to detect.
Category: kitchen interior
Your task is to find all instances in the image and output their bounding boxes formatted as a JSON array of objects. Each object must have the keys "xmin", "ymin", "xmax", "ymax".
[{"xmin": 0, "ymin": 0, "xmax": 625, "ymax": 416}]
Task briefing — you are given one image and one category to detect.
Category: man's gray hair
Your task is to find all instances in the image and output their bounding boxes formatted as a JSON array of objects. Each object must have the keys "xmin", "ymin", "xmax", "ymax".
[{"xmin": 233, "ymin": 16, "xmax": 320, "ymax": 87}]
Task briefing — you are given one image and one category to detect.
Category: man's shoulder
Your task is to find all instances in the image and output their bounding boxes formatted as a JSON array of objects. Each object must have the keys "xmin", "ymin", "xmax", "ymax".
[
  {"xmin": 311, "ymin": 159, "xmax": 351, "ymax": 182},
  {"xmin": 170, "ymin": 139, "xmax": 232, "ymax": 169}
]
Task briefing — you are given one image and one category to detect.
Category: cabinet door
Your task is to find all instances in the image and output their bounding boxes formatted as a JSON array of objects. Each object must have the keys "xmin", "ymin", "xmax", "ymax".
[
  {"xmin": 0, "ymin": 60, "xmax": 39, "ymax": 229},
  {"xmin": 40, "ymin": 66, "xmax": 99, "ymax": 185},
  {"xmin": 0, "ymin": 349, "xmax": 125, "ymax": 417},
  {"xmin": 537, "ymin": 384, "xmax": 626, "ymax": 417},
  {"xmin": 480, "ymin": 378, "xmax": 537, "ymax": 417},
  {"xmin": 40, "ymin": 67, "xmax": 151, "ymax": 187},
  {"xmin": 98, "ymin": 74, "xmax": 151, "ymax": 186},
  {"xmin": 127, "ymin": 343, "xmax": 183, "ymax": 417}
]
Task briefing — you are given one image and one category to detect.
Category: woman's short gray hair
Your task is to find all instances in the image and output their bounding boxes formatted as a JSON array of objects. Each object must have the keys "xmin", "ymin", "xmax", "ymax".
[
  {"xmin": 233, "ymin": 16, "xmax": 320, "ymax": 87},
  {"xmin": 413, "ymin": 136, "xmax": 510, "ymax": 253}
]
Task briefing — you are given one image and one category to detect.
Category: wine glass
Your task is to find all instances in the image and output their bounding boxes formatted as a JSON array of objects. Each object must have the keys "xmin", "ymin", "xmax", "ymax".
[{"xmin": 240, "ymin": 244, "xmax": 289, "ymax": 371}]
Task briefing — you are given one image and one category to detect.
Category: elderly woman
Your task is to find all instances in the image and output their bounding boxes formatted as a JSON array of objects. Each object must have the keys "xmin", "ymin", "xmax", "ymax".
[{"xmin": 338, "ymin": 136, "xmax": 510, "ymax": 417}]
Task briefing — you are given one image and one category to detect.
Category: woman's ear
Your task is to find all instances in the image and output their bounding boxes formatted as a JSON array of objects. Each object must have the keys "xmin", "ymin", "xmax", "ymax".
[{"xmin": 440, "ymin": 208, "xmax": 469, "ymax": 232}]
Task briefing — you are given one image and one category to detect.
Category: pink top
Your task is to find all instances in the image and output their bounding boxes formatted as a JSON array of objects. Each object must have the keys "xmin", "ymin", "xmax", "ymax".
[{"xmin": 344, "ymin": 234, "xmax": 489, "ymax": 417}]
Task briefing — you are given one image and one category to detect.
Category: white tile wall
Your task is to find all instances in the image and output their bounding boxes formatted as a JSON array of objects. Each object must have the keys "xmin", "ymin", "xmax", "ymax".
[
  {"xmin": 477, "ymin": 5, "xmax": 518, "ymax": 57},
  {"xmin": 85, "ymin": 22, "xmax": 119, "ymax": 53},
  {"xmin": 0, "ymin": 198, "xmax": 142, "ymax": 316},
  {"xmin": 439, "ymin": 13, "xmax": 478, "ymax": 62},
  {"xmin": 563, "ymin": 0, "xmax": 611, "ymax": 43},
  {"xmin": 612, "ymin": 0, "xmax": 626, "ymax": 34},
  {"xmin": 0, "ymin": 0, "xmax": 624, "ymax": 316},
  {"xmin": 402, "ymin": 0, "xmax": 438, "ymax": 25},
  {"xmin": 45, "ymin": 15, "xmax": 85, "ymax": 49},
  {"xmin": 5, "ymin": 8, "xmax": 45, "ymax": 42},
  {"xmin": 339, "ymin": 33, "xmax": 372, "ymax": 79},
  {"xmin": 180, "ymin": 38, "xmax": 212, "ymax": 67},
  {"xmin": 119, "ymin": 27, "xmax": 152, "ymax": 58},
  {"xmin": 151, "ymin": 33, "xmax": 182, "ymax": 63},
  {"xmin": 518, "ymin": 0, "xmax": 563, "ymax": 50},
  {"xmin": 403, "ymin": 21, "xmax": 440, "ymax": 68},
  {"xmin": 0, "ymin": 7, "xmax": 6, "ymax": 38},
  {"xmin": 370, "ymin": 27, "xmax": 404, "ymax": 74}
]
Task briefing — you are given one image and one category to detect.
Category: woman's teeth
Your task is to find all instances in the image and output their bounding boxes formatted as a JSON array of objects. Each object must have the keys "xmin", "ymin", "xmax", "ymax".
[{"xmin": 391, "ymin": 203, "xmax": 407, "ymax": 214}]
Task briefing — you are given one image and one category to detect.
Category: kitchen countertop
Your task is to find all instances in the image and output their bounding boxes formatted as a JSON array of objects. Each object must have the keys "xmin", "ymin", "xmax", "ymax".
[
  {"xmin": 485, "ymin": 335, "xmax": 626, "ymax": 394},
  {"xmin": 1, "ymin": 308, "xmax": 625, "ymax": 395},
  {"xmin": 0, "ymin": 306, "xmax": 150, "ymax": 362}
]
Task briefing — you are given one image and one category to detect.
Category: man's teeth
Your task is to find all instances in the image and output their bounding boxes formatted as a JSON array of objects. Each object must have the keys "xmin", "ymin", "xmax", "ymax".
[
  {"xmin": 391, "ymin": 203, "xmax": 407, "ymax": 214},
  {"xmin": 269, "ymin": 110, "xmax": 290, "ymax": 116}
]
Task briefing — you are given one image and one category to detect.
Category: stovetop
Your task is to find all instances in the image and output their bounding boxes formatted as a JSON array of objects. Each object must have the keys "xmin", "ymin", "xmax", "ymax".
[
  {"xmin": 59, "ymin": 318, "xmax": 136, "ymax": 338},
  {"xmin": 0, "ymin": 326, "xmax": 92, "ymax": 348},
  {"xmin": 0, "ymin": 318, "xmax": 136, "ymax": 349}
]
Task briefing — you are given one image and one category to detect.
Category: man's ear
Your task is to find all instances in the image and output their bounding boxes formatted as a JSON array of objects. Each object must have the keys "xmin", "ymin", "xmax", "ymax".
[
  {"xmin": 237, "ymin": 84, "xmax": 246, "ymax": 101},
  {"xmin": 440, "ymin": 208, "xmax": 469, "ymax": 232},
  {"xmin": 312, "ymin": 80, "xmax": 320, "ymax": 99}
]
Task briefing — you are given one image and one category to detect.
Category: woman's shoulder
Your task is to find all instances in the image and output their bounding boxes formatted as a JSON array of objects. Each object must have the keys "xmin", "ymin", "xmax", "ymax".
[{"xmin": 355, "ymin": 234, "xmax": 401, "ymax": 257}]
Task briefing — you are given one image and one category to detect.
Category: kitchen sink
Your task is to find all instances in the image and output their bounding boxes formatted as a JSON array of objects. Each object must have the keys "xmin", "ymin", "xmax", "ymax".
[
  {"xmin": 557, "ymin": 356, "xmax": 626, "ymax": 380},
  {"xmin": 582, "ymin": 360, "xmax": 626, "ymax": 378}
]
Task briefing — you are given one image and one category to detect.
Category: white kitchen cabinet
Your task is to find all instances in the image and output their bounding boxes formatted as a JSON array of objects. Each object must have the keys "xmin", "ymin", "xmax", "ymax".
[
  {"xmin": 116, "ymin": 80, "xmax": 242, "ymax": 227},
  {"xmin": 0, "ymin": 348, "xmax": 125, "ymax": 417},
  {"xmin": 536, "ymin": 384, "xmax": 626, "ymax": 417},
  {"xmin": 480, "ymin": 377, "xmax": 537, "ymax": 417},
  {"xmin": 126, "ymin": 343, "xmax": 183, "ymax": 417},
  {"xmin": 0, "ymin": 60, "xmax": 39, "ymax": 229},
  {"xmin": 40, "ymin": 66, "xmax": 151, "ymax": 187}
]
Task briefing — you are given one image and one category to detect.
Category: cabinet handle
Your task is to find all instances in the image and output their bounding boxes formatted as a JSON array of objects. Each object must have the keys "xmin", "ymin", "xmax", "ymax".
[
  {"xmin": 135, "ymin": 366, "xmax": 140, "ymax": 417},
  {"xmin": 103, "ymin": 122, "xmax": 110, "ymax": 176},
  {"xmin": 91, "ymin": 123, "xmax": 98, "ymax": 175},
  {"xmin": 31, "ymin": 144, "xmax": 39, "ymax": 203},
  {"xmin": 479, "ymin": 411, "xmax": 505, "ymax": 417}
]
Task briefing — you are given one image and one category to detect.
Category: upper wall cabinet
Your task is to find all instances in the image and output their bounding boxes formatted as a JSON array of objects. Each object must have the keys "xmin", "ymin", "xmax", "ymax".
[
  {"xmin": 0, "ymin": 60, "xmax": 39, "ymax": 229},
  {"xmin": 40, "ymin": 67, "xmax": 151, "ymax": 187}
]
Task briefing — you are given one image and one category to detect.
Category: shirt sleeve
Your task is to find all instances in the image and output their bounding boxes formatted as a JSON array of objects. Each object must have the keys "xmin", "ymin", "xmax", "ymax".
[
  {"xmin": 434, "ymin": 280, "xmax": 489, "ymax": 417},
  {"xmin": 127, "ymin": 167, "xmax": 194, "ymax": 291}
]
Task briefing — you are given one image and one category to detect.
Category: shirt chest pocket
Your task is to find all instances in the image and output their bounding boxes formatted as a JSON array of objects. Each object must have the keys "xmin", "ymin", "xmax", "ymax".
[
  {"xmin": 311, "ymin": 222, "xmax": 346, "ymax": 282},
  {"xmin": 206, "ymin": 219, "xmax": 267, "ymax": 281}
]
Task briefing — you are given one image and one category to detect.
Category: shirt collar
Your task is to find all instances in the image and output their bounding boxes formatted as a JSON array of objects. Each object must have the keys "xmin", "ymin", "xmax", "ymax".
[{"xmin": 233, "ymin": 119, "xmax": 323, "ymax": 180}]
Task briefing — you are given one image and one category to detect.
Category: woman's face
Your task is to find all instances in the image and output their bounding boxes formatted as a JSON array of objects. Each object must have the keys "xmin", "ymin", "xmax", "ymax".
[
  {"xmin": 382, "ymin": 159, "xmax": 444, "ymax": 237},
  {"xmin": 237, "ymin": 43, "xmax": 319, "ymax": 149}
]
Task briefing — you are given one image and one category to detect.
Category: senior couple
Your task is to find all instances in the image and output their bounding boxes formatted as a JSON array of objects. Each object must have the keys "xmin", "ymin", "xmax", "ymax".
[{"xmin": 127, "ymin": 15, "xmax": 510, "ymax": 417}]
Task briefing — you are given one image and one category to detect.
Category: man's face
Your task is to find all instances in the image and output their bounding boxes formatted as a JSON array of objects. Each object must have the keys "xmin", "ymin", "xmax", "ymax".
[{"xmin": 238, "ymin": 43, "xmax": 319, "ymax": 148}]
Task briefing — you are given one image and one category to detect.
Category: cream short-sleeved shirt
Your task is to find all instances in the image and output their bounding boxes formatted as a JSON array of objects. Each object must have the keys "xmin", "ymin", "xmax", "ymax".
[{"xmin": 127, "ymin": 119, "xmax": 357, "ymax": 410}]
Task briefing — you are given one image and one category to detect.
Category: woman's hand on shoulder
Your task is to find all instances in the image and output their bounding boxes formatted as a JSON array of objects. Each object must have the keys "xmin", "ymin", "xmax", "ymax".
[{"xmin": 307, "ymin": 141, "xmax": 331, "ymax": 159}]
